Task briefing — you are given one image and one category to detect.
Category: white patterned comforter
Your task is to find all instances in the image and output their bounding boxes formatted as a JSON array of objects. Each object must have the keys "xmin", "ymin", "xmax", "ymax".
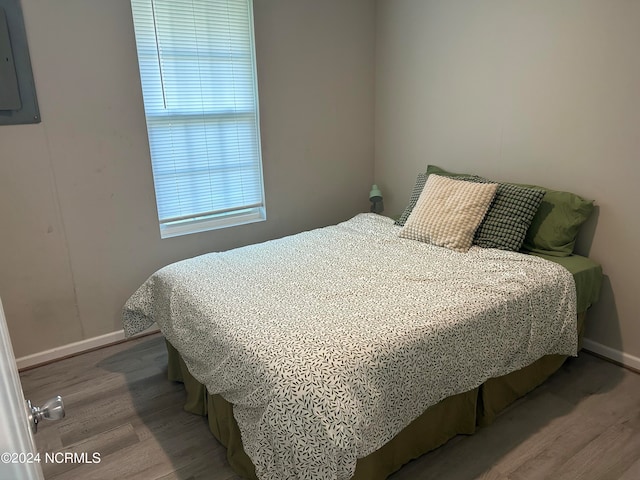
[{"xmin": 123, "ymin": 213, "xmax": 577, "ymax": 480}]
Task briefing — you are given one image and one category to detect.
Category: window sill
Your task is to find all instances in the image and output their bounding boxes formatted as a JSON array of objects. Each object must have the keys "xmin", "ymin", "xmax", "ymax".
[{"xmin": 159, "ymin": 207, "xmax": 266, "ymax": 239}]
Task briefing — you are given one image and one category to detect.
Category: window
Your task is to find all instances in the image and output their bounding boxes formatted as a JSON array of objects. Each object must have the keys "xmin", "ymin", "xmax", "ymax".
[{"xmin": 130, "ymin": 0, "xmax": 265, "ymax": 238}]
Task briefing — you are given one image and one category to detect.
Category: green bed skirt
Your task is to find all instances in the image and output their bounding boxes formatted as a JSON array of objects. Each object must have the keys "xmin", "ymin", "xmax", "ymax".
[{"xmin": 166, "ymin": 311, "xmax": 586, "ymax": 480}]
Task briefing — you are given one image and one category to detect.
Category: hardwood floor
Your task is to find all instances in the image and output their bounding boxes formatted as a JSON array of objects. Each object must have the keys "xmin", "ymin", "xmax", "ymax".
[{"xmin": 19, "ymin": 333, "xmax": 640, "ymax": 480}]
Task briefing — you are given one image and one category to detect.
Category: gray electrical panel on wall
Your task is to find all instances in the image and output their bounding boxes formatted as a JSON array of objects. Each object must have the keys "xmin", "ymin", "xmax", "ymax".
[{"xmin": 0, "ymin": 0, "xmax": 40, "ymax": 125}]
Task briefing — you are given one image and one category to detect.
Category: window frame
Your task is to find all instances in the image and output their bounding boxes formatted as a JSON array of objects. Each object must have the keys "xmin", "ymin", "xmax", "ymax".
[{"xmin": 130, "ymin": 0, "xmax": 266, "ymax": 239}]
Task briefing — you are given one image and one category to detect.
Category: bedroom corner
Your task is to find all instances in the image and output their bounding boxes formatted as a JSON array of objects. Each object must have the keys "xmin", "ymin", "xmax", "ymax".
[
  {"xmin": 374, "ymin": 0, "xmax": 640, "ymax": 370},
  {"xmin": 0, "ymin": 0, "xmax": 375, "ymax": 361}
]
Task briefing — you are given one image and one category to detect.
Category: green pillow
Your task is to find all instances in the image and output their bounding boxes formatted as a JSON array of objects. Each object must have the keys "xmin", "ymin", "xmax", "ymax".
[
  {"xmin": 517, "ymin": 185, "xmax": 594, "ymax": 256},
  {"xmin": 425, "ymin": 165, "xmax": 594, "ymax": 256},
  {"xmin": 426, "ymin": 164, "xmax": 478, "ymax": 179}
]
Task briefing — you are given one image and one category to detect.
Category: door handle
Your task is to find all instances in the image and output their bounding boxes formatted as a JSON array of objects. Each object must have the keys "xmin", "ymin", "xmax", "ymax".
[{"xmin": 25, "ymin": 395, "xmax": 65, "ymax": 433}]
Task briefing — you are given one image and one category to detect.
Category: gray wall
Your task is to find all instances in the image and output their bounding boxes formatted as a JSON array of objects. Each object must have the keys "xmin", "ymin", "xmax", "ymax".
[
  {"xmin": 4, "ymin": 0, "xmax": 638, "ymax": 363},
  {"xmin": 0, "ymin": 0, "xmax": 375, "ymax": 357},
  {"xmin": 375, "ymin": 0, "xmax": 640, "ymax": 359}
]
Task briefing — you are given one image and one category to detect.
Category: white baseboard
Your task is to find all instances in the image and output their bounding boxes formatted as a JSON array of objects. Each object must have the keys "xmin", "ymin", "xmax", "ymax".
[
  {"xmin": 582, "ymin": 338, "xmax": 640, "ymax": 372},
  {"xmin": 16, "ymin": 327, "xmax": 160, "ymax": 371}
]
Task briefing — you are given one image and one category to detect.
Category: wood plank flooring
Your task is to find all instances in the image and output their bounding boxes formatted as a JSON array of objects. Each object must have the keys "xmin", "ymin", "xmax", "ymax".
[{"xmin": 19, "ymin": 333, "xmax": 640, "ymax": 480}]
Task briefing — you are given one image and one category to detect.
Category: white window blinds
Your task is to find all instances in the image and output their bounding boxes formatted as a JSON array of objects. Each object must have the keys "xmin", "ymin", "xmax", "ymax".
[{"xmin": 130, "ymin": 0, "xmax": 265, "ymax": 238}]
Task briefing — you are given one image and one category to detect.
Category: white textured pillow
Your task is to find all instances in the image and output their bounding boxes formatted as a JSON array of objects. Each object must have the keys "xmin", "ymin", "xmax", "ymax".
[{"xmin": 399, "ymin": 174, "xmax": 498, "ymax": 252}]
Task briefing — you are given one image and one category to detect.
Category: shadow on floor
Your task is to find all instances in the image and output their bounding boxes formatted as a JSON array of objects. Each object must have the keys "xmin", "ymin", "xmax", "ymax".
[{"xmin": 95, "ymin": 334, "xmax": 237, "ymax": 480}]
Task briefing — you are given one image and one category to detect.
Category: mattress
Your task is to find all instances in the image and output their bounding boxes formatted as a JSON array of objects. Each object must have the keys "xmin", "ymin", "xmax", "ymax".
[
  {"xmin": 123, "ymin": 213, "xmax": 591, "ymax": 480},
  {"xmin": 166, "ymin": 312, "xmax": 588, "ymax": 480},
  {"xmin": 529, "ymin": 252, "xmax": 602, "ymax": 313},
  {"xmin": 164, "ymin": 250, "xmax": 599, "ymax": 479}
]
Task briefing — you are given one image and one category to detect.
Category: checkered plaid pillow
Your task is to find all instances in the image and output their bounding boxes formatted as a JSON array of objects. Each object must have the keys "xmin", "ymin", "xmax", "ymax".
[
  {"xmin": 399, "ymin": 175, "xmax": 498, "ymax": 252},
  {"xmin": 395, "ymin": 173, "xmax": 427, "ymax": 226},
  {"xmin": 448, "ymin": 179, "xmax": 545, "ymax": 251},
  {"xmin": 473, "ymin": 182, "xmax": 545, "ymax": 251},
  {"xmin": 396, "ymin": 170, "xmax": 545, "ymax": 252}
]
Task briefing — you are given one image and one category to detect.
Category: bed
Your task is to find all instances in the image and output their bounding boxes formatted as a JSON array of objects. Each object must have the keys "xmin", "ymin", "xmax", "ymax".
[{"xmin": 123, "ymin": 166, "xmax": 602, "ymax": 480}]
